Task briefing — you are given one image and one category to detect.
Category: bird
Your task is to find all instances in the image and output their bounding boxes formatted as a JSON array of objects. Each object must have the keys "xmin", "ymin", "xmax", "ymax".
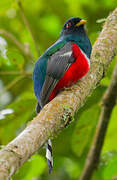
[{"xmin": 33, "ymin": 17, "xmax": 92, "ymax": 173}]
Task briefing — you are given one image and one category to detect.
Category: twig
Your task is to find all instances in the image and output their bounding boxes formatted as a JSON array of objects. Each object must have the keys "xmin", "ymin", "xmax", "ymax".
[
  {"xmin": 0, "ymin": 29, "xmax": 34, "ymax": 59},
  {"xmin": 17, "ymin": 1, "xmax": 40, "ymax": 56},
  {"xmin": 79, "ymin": 60, "xmax": 117, "ymax": 180},
  {"xmin": 0, "ymin": 71, "xmax": 32, "ymax": 76},
  {"xmin": 0, "ymin": 75, "xmax": 25, "ymax": 96},
  {"xmin": 0, "ymin": 7, "xmax": 117, "ymax": 180}
]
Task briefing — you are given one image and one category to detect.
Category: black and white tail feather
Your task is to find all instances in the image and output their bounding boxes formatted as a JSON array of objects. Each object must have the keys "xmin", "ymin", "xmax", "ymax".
[
  {"xmin": 36, "ymin": 103, "xmax": 53, "ymax": 173},
  {"xmin": 46, "ymin": 139, "xmax": 53, "ymax": 173}
]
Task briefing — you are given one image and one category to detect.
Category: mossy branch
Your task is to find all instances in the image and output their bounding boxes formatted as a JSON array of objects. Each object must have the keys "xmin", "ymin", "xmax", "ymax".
[{"xmin": 0, "ymin": 8, "xmax": 117, "ymax": 180}]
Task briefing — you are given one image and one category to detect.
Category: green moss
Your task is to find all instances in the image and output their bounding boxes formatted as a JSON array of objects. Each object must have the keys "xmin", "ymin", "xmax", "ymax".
[
  {"xmin": 94, "ymin": 52, "xmax": 101, "ymax": 59},
  {"xmin": 61, "ymin": 105, "xmax": 73, "ymax": 127}
]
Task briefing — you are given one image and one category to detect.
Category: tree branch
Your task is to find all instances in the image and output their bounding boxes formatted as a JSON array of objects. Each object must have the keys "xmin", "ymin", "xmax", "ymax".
[
  {"xmin": 0, "ymin": 29, "xmax": 34, "ymax": 59},
  {"xmin": 0, "ymin": 71, "xmax": 32, "ymax": 76},
  {"xmin": 0, "ymin": 8, "xmax": 117, "ymax": 180},
  {"xmin": 79, "ymin": 59, "xmax": 117, "ymax": 180},
  {"xmin": 0, "ymin": 75, "xmax": 25, "ymax": 96}
]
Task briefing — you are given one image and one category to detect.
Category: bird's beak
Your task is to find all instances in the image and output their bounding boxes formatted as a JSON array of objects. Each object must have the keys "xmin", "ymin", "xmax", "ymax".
[{"xmin": 76, "ymin": 19, "xmax": 86, "ymax": 27}]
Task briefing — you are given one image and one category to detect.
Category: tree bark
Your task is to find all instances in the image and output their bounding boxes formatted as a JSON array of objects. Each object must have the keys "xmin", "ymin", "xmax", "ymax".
[{"xmin": 0, "ymin": 8, "xmax": 117, "ymax": 180}]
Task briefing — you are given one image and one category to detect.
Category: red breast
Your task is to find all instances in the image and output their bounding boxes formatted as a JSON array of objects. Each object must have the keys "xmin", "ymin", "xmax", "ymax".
[{"xmin": 49, "ymin": 43, "xmax": 90, "ymax": 101}]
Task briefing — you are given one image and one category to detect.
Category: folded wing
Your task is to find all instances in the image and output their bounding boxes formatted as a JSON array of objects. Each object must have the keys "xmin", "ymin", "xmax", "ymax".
[{"xmin": 40, "ymin": 42, "xmax": 75, "ymax": 107}]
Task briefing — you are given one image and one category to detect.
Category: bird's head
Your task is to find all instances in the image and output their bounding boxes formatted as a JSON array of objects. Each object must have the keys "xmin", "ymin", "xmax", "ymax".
[
  {"xmin": 60, "ymin": 17, "xmax": 86, "ymax": 37},
  {"xmin": 60, "ymin": 17, "xmax": 92, "ymax": 58}
]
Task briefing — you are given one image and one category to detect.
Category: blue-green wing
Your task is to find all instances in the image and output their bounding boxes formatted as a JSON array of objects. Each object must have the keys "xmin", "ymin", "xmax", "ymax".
[{"xmin": 33, "ymin": 39, "xmax": 66, "ymax": 107}]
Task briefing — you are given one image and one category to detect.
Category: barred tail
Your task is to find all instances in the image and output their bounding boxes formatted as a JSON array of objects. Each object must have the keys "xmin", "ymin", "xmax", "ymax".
[{"xmin": 46, "ymin": 139, "xmax": 53, "ymax": 173}]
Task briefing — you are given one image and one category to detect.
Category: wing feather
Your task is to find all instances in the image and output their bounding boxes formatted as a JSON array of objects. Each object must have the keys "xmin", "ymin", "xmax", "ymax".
[{"xmin": 40, "ymin": 42, "xmax": 75, "ymax": 107}]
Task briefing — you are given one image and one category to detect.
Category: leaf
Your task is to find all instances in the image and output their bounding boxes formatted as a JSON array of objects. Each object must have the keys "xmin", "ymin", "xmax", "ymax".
[
  {"xmin": 101, "ymin": 57, "xmax": 116, "ymax": 86},
  {"xmin": 72, "ymin": 105, "xmax": 101, "ymax": 156},
  {"xmin": 0, "ymin": 92, "xmax": 36, "ymax": 144},
  {"xmin": 94, "ymin": 151, "xmax": 117, "ymax": 180},
  {"xmin": 54, "ymin": 156, "xmax": 81, "ymax": 179},
  {"xmin": 102, "ymin": 106, "xmax": 117, "ymax": 152},
  {"xmin": 96, "ymin": 18, "xmax": 106, "ymax": 23},
  {"xmin": 13, "ymin": 154, "xmax": 46, "ymax": 180},
  {"xmin": 6, "ymin": 49, "xmax": 25, "ymax": 70},
  {"xmin": 62, "ymin": 157, "xmax": 80, "ymax": 179}
]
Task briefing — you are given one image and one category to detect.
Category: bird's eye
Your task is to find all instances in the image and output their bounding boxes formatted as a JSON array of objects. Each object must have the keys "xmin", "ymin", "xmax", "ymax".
[{"xmin": 66, "ymin": 22, "xmax": 72, "ymax": 29}]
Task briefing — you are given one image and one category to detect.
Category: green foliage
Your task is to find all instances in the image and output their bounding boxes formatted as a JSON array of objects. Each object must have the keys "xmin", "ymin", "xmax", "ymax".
[
  {"xmin": 13, "ymin": 154, "xmax": 46, "ymax": 180},
  {"xmin": 0, "ymin": 92, "xmax": 36, "ymax": 144},
  {"xmin": 0, "ymin": 0, "xmax": 117, "ymax": 179},
  {"xmin": 102, "ymin": 106, "xmax": 117, "ymax": 152},
  {"xmin": 72, "ymin": 105, "xmax": 101, "ymax": 157},
  {"xmin": 93, "ymin": 151, "xmax": 117, "ymax": 180}
]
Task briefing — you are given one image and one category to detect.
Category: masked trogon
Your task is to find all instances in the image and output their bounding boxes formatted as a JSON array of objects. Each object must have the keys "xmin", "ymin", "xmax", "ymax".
[{"xmin": 33, "ymin": 17, "xmax": 92, "ymax": 173}]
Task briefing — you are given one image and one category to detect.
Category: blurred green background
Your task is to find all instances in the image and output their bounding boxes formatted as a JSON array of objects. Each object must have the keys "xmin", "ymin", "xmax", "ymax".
[{"xmin": 0, "ymin": 0, "xmax": 117, "ymax": 179}]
